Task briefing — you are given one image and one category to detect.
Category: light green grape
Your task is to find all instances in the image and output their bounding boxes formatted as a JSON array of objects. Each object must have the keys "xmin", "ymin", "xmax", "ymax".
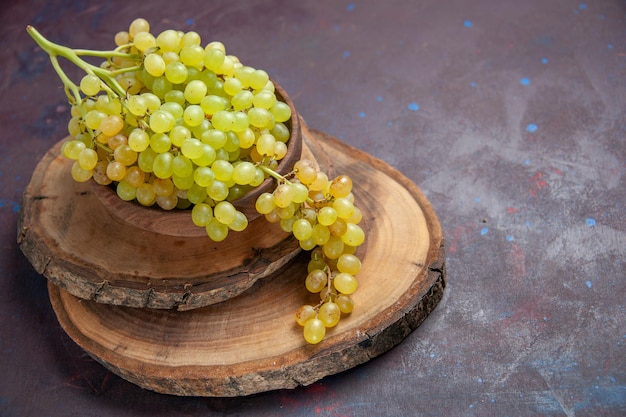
[
  {"xmin": 79, "ymin": 74, "xmax": 100, "ymax": 96},
  {"xmin": 318, "ymin": 302, "xmax": 341, "ymax": 327},
  {"xmin": 116, "ymin": 181, "xmax": 136, "ymax": 201},
  {"xmin": 317, "ymin": 206, "xmax": 338, "ymax": 226},
  {"xmin": 206, "ymin": 217, "xmax": 229, "ymax": 241},
  {"xmin": 303, "ymin": 318, "xmax": 326, "ymax": 344},
  {"xmin": 211, "ymin": 159, "xmax": 233, "ymax": 182},
  {"xmin": 341, "ymin": 223, "xmax": 365, "ymax": 246},
  {"xmin": 228, "ymin": 211, "xmax": 248, "ymax": 232},
  {"xmin": 191, "ymin": 203, "xmax": 213, "ymax": 226},
  {"xmin": 152, "ymin": 152, "xmax": 174, "ymax": 179},
  {"xmin": 144, "ymin": 53, "xmax": 166, "ymax": 77},
  {"xmin": 292, "ymin": 218, "xmax": 313, "ymax": 241},
  {"xmin": 333, "ymin": 272, "xmax": 358, "ymax": 295},
  {"xmin": 336, "ymin": 294, "xmax": 354, "ymax": 314},
  {"xmin": 183, "ymin": 104, "xmax": 205, "ymax": 126},
  {"xmin": 184, "ymin": 79, "xmax": 208, "ymax": 104},
  {"xmin": 164, "ymin": 61, "xmax": 188, "ymax": 84}
]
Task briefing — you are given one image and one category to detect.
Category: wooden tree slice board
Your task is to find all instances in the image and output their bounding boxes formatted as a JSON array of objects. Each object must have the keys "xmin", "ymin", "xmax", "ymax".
[{"xmin": 40, "ymin": 126, "xmax": 445, "ymax": 397}]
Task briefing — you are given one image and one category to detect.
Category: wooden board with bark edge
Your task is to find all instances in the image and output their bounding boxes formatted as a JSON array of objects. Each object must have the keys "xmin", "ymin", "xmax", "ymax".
[
  {"xmin": 46, "ymin": 126, "xmax": 446, "ymax": 397},
  {"xmin": 17, "ymin": 121, "xmax": 330, "ymax": 311}
]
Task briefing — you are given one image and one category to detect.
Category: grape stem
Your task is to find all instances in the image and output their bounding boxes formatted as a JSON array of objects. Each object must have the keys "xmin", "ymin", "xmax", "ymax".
[
  {"xmin": 26, "ymin": 25, "xmax": 135, "ymax": 98},
  {"xmin": 258, "ymin": 164, "xmax": 316, "ymax": 205}
]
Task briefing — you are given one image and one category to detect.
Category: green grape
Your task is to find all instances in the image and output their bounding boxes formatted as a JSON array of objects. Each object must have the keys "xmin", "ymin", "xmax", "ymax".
[
  {"xmin": 230, "ymin": 112, "xmax": 249, "ymax": 132},
  {"xmin": 305, "ymin": 269, "xmax": 327, "ymax": 293},
  {"xmin": 180, "ymin": 44, "xmax": 205, "ymax": 67},
  {"xmin": 206, "ymin": 217, "xmax": 229, "ymax": 241},
  {"xmin": 228, "ymin": 211, "xmax": 248, "ymax": 232},
  {"xmin": 193, "ymin": 144, "xmax": 217, "ymax": 167},
  {"xmin": 114, "ymin": 30, "xmax": 130, "ymax": 47},
  {"xmin": 164, "ymin": 61, "xmax": 188, "ymax": 84},
  {"xmin": 203, "ymin": 47, "xmax": 225, "ymax": 72},
  {"xmin": 292, "ymin": 218, "xmax": 313, "ymax": 241},
  {"xmin": 317, "ymin": 206, "xmax": 338, "ymax": 226},
  {"xmin": 113, "ymin": 144, "xmax": 138, "ymax": 166},
  {"xmin": 136, "ymin": 183, "xmax": 156, "ymax": 206},
  {"xmin": 211, "ymin": 110, "xmax": 235, "ymax": 132},
  {"xmin": 124, "ymin": 166, "xmax": 145, "ymax": 188},
  {"xmin": 151, "ymin": 76, "xmax": 173, "ymax": 98},
  {"xmin": 337, "ymin": 253, "xmax": 361, "ymax": 275},
  {"xmin": 276, "ymin": 202, "xmax": 296, "ymax": 220},
  {"xmin": 312, "ymin": 223, "xmax": 330, "ymax": 246},
  {"xmin": 341, "ymin": 223, "xmax": 365, "ymax": 246},
  {"xmin": 271, "ymin": 122, "xmax": 290, "ymax": 143},
  {"xmin": 270, "ymin": 101, "xmax": 292, "ymax": 123},
  {"xmin": 169, "ymin": 125, "xmax": 191, "ymax": 147},
  {"xmin": 273, "ymin": 183, "xmax": 294, "ymax": 208},
  {"xmin": 149, "ymin": 133, "xmax": 171, "ymax": 153},
  {"xmin": 333, "ymin": 272, "xmax": 358, "ymax": 295},
  {"xmin": 141, "ymin": 92, "xmax": 161, "ymax": 111},
  {"xmin": 67, "ymin": 116, "xmax": 81, "ymax": 137},
  {"xmin": 153, "ymin": 152, "xmax": 174, "ymax": 179},
  {"xmin": 273, "ymin": 141, "xmax": 287, "ymax": 160},
  {"xmin": 291, "ymin": 183, "xmax": 309, "ymax": 204},
  {"xmin": 191, "ymin": 202, "xmax": 213, "ymax": 226},
  {"xmin": 214, "ymin": 201, "xmax": 236, "ymax": 225},
  {"xmin": 280, "ymin": 217, "xmax": 295, "ymax": 233},
  {"xmin": 187, "ymin": 183, "xmax": 208, "ymax": 204},
  {"xmin": 159, "ymin": 101, "xmax": 184, "ymax": 119},
  {"xmin": 106, "ymin": 161, "xmax": 126, "ymax": 181},
  {"xmin": 192, "ymin": 166, "xmax": 213, "ymax": 187},
  {"xmin": 164, "ymin": 89, "xmax": 185, "ymax": 105},
  {"xmin": 255, "ymin": 133, "xmax": 276, "ymax": 156},
  {"xmin": 294, "ymin": 159, "xmax": 317, "ymax": 185},
  {"xmin": 252, "ymin": 90, "xmax": 276, "ymax": 109},
  {"xmin": 172, "ymin": 173, "xmax": 194, "ymax": 190},
  {"xmin": 184, "ymin": 79, "xmax": 207, "ymax": 104},
  {"xmin": 318, "ymin": 302, "xmax": 341, "ymax": 328},
  {"xmin": 295, "ymin": 305, "xmax": 317, "ymax": 326},
  {"xmin": 137, "ymin": 148, "xmax": 158, "ymax": 172},
  {"xmin": 250, "ymin": 167, "xmax": 265, "ymax": 187},
  {"xmin": 62, "ymin": 140, "xmax": 86, "ymax": 160},
  {"xmin": 231, "ymin": 90, "xmax": 253, "ymax": 110},
  {"xmin": 249, "ymin": 69, "xmax": 269, "ymax": 90},
  {"xmin": 207, "ymin": 180, "xmax": 229, "ymax": 201},
  {"xmin": 92, "ymin": 160, "xmax": 111, "ymax": 185},
  {"xmin": 100, "ymin": 114, "xmax": 124, "ymax": 136},
  {"xmin": 181, "ymin": 138, "xmax": 204, "ymax": 159},
  {"xmin": 223, "ymin": 77, "xmax": 243, "ymax": 96},
  {"xmin": 333, "ymin": 197, "xmax": 355, "ymax": 220},
  {"xmin": 144, "ymin": 53, "xmax": 166, "ymax": 77},
  {"xmin": 183, "ymin": 104, "xmax": 205, "ymax": 127},
  {"xmin": 201, "ymin": 129, "xmax": 227, "ymax": 149},
  {"xmin": 153, "ymin": 177, "xmax": 174, "ymax": 196},
  {"xmin": 299, "ymin": 237, "xmax": 317, "ymax": 251},
  {"xmin": 116, "ymin": 181, "xmax": 136, "ymax": 201},
  {"xmin": 129, "ymin": 18, "xmax": 150, "ymax": 38},
  {"xmin": 349, "ymin": 206, "xmax": 363, "ymax": 224},
  {"xmin": 322, "ymin": 235, "xmax": 345, "ymax": 259},
  {"xmin": 126, "ymin": 95, "xmax": 147, "ymax": 116},
  {"xmin": 211, "ymin": 159, "xmax": 233, "ymax": 182},
  {"xmin": 329, "ymin": 175, "xmax": 353, "ymax": 199},
  {"xmin": 128, "ymin": 128, "xmax": 150, "ymax": 151},
  {"xmin": 70, "ymin": 161, "xmax": 92, "ymax": 182},
  {"xmin": 79, "ymin": 74, "xmax": 100, "ymax": 96},
  {"xmin": 232, "ymin": 161, "xmax": 256, "ymax": 185},
  {"xmin": 200, "ymin": 95, "xmax": 228, "ymax": 115},
  {"xmin": 84, "ymin": 110, "xmax": 106, "ymax": 130},
  {"xmin": 218, "ymin": 55, "xmax": 235, "ymax": 77},
  {"xmin": 156, "ymin": 29, "xmax": 181, "ymax": 53},
  {"xmin": 149, "ymin": 109, "xmax": 175, "ymax": 133},
  {"xmin": 132, "ymin": 31, "xmax": 156, "ymax": 52},
  {"xmin": 255, "ymin": 192, "xmax": 275, "ymax": 214},
  {"xmin": 236, "ymin": 128, "xmax": 255, "ymax": 149},
  {"xmin": 309, "ymin": 172, "xmax": 329, "ymax": 192},
  {"xmin": 156, "ymin": 193, "xmax": 178, "ymax": 210},
  {"xmin": 335, "ymin": 294, "xmax": 354, "ymax": 314},
  {"xmin": 172, "ymin": 155, "xmax": 193, "ymax": 177},
  {"xmin": 303, "ymin": 318, "xmax": 326, "ymax": 344},
  {"xmin": 223, "ymin": 132, "xmax": 240, "ymax": 153},
  {"xmin": 247, "ymin": 107, "xmax": 273, "ymax": 128}
]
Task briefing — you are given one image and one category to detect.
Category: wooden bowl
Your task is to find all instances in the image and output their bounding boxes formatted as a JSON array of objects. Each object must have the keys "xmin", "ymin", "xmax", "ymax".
[{"xmin": 91, "ymin": 81, "xmax": 303, "ymax": 238}]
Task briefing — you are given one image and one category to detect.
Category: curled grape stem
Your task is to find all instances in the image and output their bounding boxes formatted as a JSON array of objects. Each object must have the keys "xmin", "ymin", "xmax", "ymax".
[{"xmin": 26, "ymin": 25, "xmax": 129, "ymax": 98}]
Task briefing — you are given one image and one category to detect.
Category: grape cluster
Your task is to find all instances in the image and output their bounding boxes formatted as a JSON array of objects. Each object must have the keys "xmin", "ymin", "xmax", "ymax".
[
  {"xmin": 52, "ymin": 18, "xmax": 292, "ymax": 240},
  {"xmin": 256, "ymin": 162, "xmax": 365, "ymax": 344},
  {"xmin": 28, "ymin": 18, "xmax": 366, "ymax": 344}
]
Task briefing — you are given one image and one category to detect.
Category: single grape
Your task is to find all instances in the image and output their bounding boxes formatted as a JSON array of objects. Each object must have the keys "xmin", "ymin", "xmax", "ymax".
[
  {"xmin": 318, "ymin": 302, "xmax": 341, "ymax": 328},
  {"xmin": 214, "ymin": 201, "xmax": 236, "ymax": 225},
  {"xmin": 295, "ymin": 305, "xmax": 317, "ymax": 327},
  {"xmin": 228, "ymin": 211, "xmax": 248, "ymax": 232},
  {"xmin": 152, "ymin": 177, "xmax": 175, "ymax": 196},
  {"xmin": 255, "ymin": 192, "xmax": 275, "ymax": 214},
  {"xmin": 106, "ymin": 161, "xmax": 126, "ymax": 181},
  {"xmin": 329, "ymin": 175, "xmax": 353, "ymax": 198},
  {"xmin": 144, "ymin": 53, "xmax": 166, "ymax": 77},
  {"xmin": 133, "ymin": 31, "xmax": 156, "ymax": 52},
  {"xmin": 191, "ymin": 203, "xmax": 213, "ymax": 226},
  {"xmin": 156, "ymin": 193, "xmax": 178, "ymax": 210},
  {"xmin": 206, "ymin": 217, "xmax": 229, "ymax": 241},
  {"xmin": 273, "ymin": 183, "xmax": 294, "ymax": 208},
  {"xmin": 292, "ymin": 218, "xmax": 313, "ymax": 241},
  {"xmin": 322, "ymin": 235, "xmax": 345, "ymax": 259},
  {"xmin": 128, "ymin": 128, "xmax": 150, "ymax": 152},
  {"xmin": 114, "ymin": 144, "xmax": 138, "ymax": 166},
  {"xmin": 70, "ymin": 161, "xmax": 92, "ymax": 182},
  {"xmin": 180, "ymin": 44, "xmax": 205, "ymax": 67},
  {"xmin": 129, "ymin": 18, "xmax": 150, "ymax": 38},
  {"xmin": 305, "ymin": 269, "xmax": 327, "ymax": 293},
  {"xmin": 303, "ymin": 318, "xmax": 326, "ymax": 344},
  {"xmin": 312, "ymin": 223, "xmax": 331, "ymax": 246},
  {"xmin": 184, "ymin": 79, "xmax": 208, "ymax": 104},
  {"xmin": 341, "ymin": 223, "xmax": 365, "ymax": 246},
  {"xmin": 79, "ymin": 74, "xmax": 100, "ymax": 96},
  {"xmin": 317, "ymin": 206, "xmax": 338, "ymax": 226},
  {"xmin": 335, "ymin": 294, "xmax": 354, "ymax": 314},
  {"xmin": 136, "ymin": 183, "xmax": 156, "ymax": 206},
  {"xmin": 77, "ymin": 147, "xmax": 97, "ymax": 172},
  {"xmin": 124, "ymin": 166, "xmax": 146, "ymax": 188},
  {"xmin": 152, "ymin": 152, "xmax": 174, "ymax": 179},
  {"xmin": 333, "ymin": 272, "xmax": 358, "ymax": 295},
  {"xmin": 211, "ymin": 159, "xmax": 234, "ymax": 182},
  {"xmin": 116, "ymin": 181, "xmax": 136, "ymax": 201},
  {"xmin": 207, "ymin": 180, "xmax": 229, "ymax": 201}
]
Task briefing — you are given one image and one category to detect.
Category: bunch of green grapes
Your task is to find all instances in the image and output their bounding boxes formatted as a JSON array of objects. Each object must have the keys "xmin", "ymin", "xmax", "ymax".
[{"xmin": 28, "ymin": 18, "xmax": 365, "ymax": 344}]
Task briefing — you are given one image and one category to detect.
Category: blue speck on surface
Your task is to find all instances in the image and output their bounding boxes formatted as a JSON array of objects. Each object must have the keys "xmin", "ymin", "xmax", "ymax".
[
  {"xmin": 541, "ymin": 57, "xmax": 549, "ymax": 64},
  {"xmin": 470, "ymin": 81, "xmax": 477, "ymax": 87},
  {"xmin": 408, "ymin": 102, "xmax": 420, "ymax": 111},
  {"xmin": 608, "ymin": 44, "xmax": 614, "ymax": 49},
  {"xmin": 343, "ymin": 50, "xmax": 350, "ymax": 57},
  {"xmin": 586, "ymin": 280, "xmax": 593, "ymax": 288},
  {"xmin": 464, "ymin": 20, "xmax": 473, "ymax": 28},
  {"xmin": 525, "ymin": 159, "xmax": 531, "ymax": 165},
  {"xmin": 347, "ymin": 3, "xmax": 355, "ymax": 11},
  {"xmin": 579, "ymin": 3, "xmax": 587, "ymax": 10},
  {"xmin": 525, "ymin": 221, "xmax": 532, "ymax": 227},
  {"xmin": 506, "ymin": 235, "xmax": 514, "ymax": 242},
  {"xmin": 586, "ymin": 218, "xmax": 596, "ymax": 226},
  {"xmin": 186, "ymin": 18, "xmax": 194, "ymax": 25},
  {"xmin": 520, "ymin": 77, "xmax": 531, "ymax": 86},
  {"xmin": 480, "ymin": 227, "xmax": 489, "ymax": 236},
  {"xmin": 359, "ymin": 112, "xmax": 366, "ymax": 118},
  {"xmin": 376, "ymin": 96, "xmax": 383, "ymax": 102},
  {"xmin": 430, "ymin": 352, "xmax": 436, "ymax": 358},
  {"xmin": 474, "ymin": 197, "xmax": 481, "ymax": 203},
  {"xmin": 526, "ymin": 123, "xmax": 538, "ymax": 133}
]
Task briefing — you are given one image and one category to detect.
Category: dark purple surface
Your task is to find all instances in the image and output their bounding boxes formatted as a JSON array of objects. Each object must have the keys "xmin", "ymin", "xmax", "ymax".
[{"xmin": 1, "ymin": 1, "xmax": 625, "ymax": 416}]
